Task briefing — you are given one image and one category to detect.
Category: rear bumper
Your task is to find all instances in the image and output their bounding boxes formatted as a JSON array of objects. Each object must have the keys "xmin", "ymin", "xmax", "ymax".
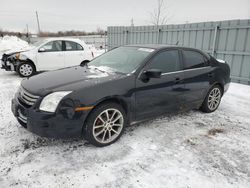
[
  {"xmin": 11, "ymin": 96, "xmax": 88, "ymax": 138},
  {"xmin": 224, "ymin": 79, "xmax": 231, "ymax": 94},
  {"xmin": 224, "ymin": 84, "xmax": 230, "ymax": 93}
]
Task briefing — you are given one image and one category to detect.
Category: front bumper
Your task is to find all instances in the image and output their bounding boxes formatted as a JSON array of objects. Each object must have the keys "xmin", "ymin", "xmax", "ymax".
[
  {"xmin": 11, "ymin": 96, "xmax": 88, "ymax": 138},
  {"xmin": 1, "ymin": 59, "xmax": 15, "ymax": 71}
]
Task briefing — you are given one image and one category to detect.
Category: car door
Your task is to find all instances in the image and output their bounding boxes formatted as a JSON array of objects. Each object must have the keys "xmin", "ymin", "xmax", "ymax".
[
  {"xmin": 36, "ymin": 40, "xmax": 64, "ymax": 70},
  {"xmin": 181, "ymin": 50, "xmax": 214, "ymax": 108},
  {"xmin": 135, "ymin": 49, "xmax": 185, "ymax": 121},
  {"xmin": 63, "ymin": 41, "xmax": 85, "ymax": 67}
]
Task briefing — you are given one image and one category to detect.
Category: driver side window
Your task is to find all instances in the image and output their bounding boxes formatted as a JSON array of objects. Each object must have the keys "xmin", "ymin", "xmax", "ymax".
[
  {"xmin": 42, "ymin": 41, "xmax": 62, "ymax": 52},
  {"xmin": 147, "ymin": 50, "xmax": 181, "ymax": 73}
]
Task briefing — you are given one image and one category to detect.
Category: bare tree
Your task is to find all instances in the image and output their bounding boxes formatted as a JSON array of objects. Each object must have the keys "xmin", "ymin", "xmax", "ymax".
[
  {"xmin": 96, "ymin": 27, "xmax": 106, "ymax": 35},
  {"xmin": 149, "ymin": 0, "xmax": 170, "ymax": 26}
]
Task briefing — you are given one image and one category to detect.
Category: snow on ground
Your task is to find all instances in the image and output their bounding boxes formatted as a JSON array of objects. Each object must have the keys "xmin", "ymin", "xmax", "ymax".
[
  {"xmin": 0, "ymin": 69, "xmax": 249, "ymax": 188},
  {"xmin": 94, "ymin": 49, "xmax": 105, "ymax": 57},
  {"xmin": 87, "ymin": 44, "xmax": 105, "ymax": 57}
]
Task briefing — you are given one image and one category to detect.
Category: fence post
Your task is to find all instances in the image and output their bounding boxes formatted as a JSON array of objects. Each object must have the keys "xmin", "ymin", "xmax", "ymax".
[
  {"xmin": 125, "ymin": 30, "xmax": 129, "ymax": 45},
  {"xmin": 104, "ymin": 31, "xmax": 107, "ymax": 52},
  {"xmin": 212, "ymin": 25, "xmax": 219, "ymax": 56},
  {"xmin": 157, "ymin": 28, "xmax": 162, "ymax": 44}
]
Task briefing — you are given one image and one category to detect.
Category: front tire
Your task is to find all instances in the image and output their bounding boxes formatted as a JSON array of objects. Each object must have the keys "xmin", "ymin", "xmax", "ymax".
[
  {"xmin": 200, "ymin": 85, "xmax": 222, "ymax": 113},
  {"xmin": 17, "ymin": 62, "xmax": 35, "ymax": 77},
  {"xmin": 83, "ymin": 102, "xmax": 126, "ymax": 147}
]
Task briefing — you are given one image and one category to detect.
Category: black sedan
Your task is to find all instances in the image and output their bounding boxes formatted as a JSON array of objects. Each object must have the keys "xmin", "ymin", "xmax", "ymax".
[{"xmin": 12, "ymin": 45, "xmax": 230, "ymax": 147}]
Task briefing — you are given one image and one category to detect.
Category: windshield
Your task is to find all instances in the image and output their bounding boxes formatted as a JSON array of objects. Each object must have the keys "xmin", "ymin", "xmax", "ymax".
[
  {"xmin": 31, "ymin": 39, "xmax": 47, "ymax": 47},
  {"xmin": 88, "ymin": 46, "xmax": 154, "ymax": 74}
]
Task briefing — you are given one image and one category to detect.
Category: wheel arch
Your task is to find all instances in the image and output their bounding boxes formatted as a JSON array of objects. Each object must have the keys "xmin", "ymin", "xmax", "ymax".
[
  {"xmin": 93, "ymin": 96, "xmax": 129, "ymax": 115},
  {"xmin": 26, "ymin": 59, "xmax": 37, "ymax": 71},
  {"xmin": 200, "ymin": 81, "xmax": 224, "ymax": 108},
  {"xmin": 80, "ymin": 59, "xmax": 90, "ymax": 66},
  {"xmin": 211, "ymin": 82, "xmax": 224, "ymax": 95},
  {"xmin": 81, "ymin": 96, "xmax": 130, "ymax": 138},
  {"xmin": 18, "ymin": 59, "xmax": 37, "ymax": 72}
]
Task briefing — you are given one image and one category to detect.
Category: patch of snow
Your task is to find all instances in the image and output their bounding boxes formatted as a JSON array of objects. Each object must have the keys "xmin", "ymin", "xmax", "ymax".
[
  {"xmin": 0, "ymin": 36, "xmax": 30, "ymax": 57},
  {"xmin": 89, "ymin": 65, "xmax": 116, "ymax": 74},
  {"xmin": 86, "ymin": 72, "xmax": 109, "ymax": 79},
  {"xmin": 217, "ymin": 59, "xmax": 226, "ymax": 63},
  {"xmin": 95, "ymin": 49, "xmax": 105, "ymax": 57},
  {"xmin": 87, "ymin": 44, "xmax": 105, "ymax": 57},
  {"xmin": 86, "ymin": 66, "xmax": 109, "ymax": 78},
  {"xmin": 138, "ymin": 48, "xmax": 155, "ymax": 53},
  {"xmin": 0, "ymin": 69, "xmax": 250, "ymax": 187}
]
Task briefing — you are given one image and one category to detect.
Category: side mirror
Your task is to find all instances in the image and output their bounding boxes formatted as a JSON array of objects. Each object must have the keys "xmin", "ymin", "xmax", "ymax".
[
  {"xmin": 140, "ymin": 69, "xmax": 162, "ymax": 82},
  {"xmin": 144, "ymin": 69, "xmax": 162, "ymax": 78},
  {"xmin": 38, "ymin": 47, "xmax": 46, "ymax": 52}
]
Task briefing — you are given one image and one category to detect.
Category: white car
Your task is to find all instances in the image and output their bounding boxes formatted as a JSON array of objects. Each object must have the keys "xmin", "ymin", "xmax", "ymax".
[{"xmin": 1, "ymin": 38, "xmax": 94, "ymax": 77}]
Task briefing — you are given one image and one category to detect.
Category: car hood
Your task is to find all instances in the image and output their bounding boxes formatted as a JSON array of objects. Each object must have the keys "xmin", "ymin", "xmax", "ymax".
[
  {"xmin": 21, "ymin": 66, "xmax": 125, "ymax": 96},
  {"xmin": 1, "ymin": 47, "xmax": 34, "ymax": 60},
  {"xmin": 4, "ymin": 46, "xmax": 34, "ymax": 56}
]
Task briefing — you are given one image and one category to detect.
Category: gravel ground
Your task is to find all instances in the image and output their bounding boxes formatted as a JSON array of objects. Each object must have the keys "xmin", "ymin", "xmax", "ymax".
[{"xmin": 0, "ymin": 69, "xmax": 250, "ymax": 188}]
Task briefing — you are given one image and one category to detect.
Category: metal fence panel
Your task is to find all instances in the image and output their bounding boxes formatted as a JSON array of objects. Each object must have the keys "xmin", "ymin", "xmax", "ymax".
[{"xmin": 107, "ymin": 19, "xmax": 250, "ymax": 85}]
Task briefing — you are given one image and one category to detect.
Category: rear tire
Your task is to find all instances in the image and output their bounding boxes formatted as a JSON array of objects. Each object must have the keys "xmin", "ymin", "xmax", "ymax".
[
  {"xmin": 200, "ymin": 85, "xmax": 222, "ymax": 113},
  {"xmin": 17, "ymin": 62, "xmax": 35, "ymax": 77},
  {"xmin": 83, "ymin": 102, "xmax": 127, "ymax": 147}
]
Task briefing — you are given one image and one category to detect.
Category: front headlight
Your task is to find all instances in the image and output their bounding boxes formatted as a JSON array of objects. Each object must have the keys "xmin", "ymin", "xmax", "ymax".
[
  {"xmin": 15, "ymin": 53, "xmax": 27, "ymax": 60},
  {"xmin": 39, "ymin": 91, "xmax": 72, "ymax": 113},
  {"xmin": 15, "ymin": 53, "xmax": 20, "ymax": 59}
]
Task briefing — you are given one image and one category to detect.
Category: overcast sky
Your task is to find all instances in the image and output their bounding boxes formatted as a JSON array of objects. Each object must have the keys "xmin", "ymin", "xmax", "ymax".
[{"xmin": 1, "ymin": 0, "xmax": 250, "ymax": 33}]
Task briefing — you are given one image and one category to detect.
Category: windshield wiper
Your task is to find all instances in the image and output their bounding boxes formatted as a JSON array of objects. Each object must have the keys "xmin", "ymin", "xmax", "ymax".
[{"xmin": 94, "ymin": 67, "xmax": 106, "ymax": 73}]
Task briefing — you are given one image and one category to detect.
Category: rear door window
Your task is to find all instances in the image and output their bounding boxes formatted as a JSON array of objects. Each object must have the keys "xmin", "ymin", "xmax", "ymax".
[
  {"xmin": 182, "ymin": 50, "xmax": 207, "ymax": 69},
  {"xmin": 147, "ymin": 50, "xmax": 181, "ymax": 73},
  {"xmin": 65, "ymin": 41, "xmax": 83, "ymax": 51}
]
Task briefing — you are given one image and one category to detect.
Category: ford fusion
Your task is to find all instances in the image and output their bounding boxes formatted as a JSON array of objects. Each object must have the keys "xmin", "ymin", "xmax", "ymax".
[{"xmin": 12, "ymin": 45, "xmax": 230, "ymax": 147}]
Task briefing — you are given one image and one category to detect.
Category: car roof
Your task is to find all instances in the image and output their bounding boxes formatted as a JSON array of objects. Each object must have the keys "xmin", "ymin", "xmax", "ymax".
[
  {"xmin": 125, "ymin": 44, "xmax": 197, "ymax": 50},
  {"xmin": 124, "ymin": 44, "xmax": 210, "ymax": 58},
  {"xmin": 43, "ymin": 37, "xmax": 85, "ymax": 44}
]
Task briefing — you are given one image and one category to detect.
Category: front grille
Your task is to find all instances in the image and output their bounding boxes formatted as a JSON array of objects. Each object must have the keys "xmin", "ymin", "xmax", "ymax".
[
  {"xmin": 19, "ymin": 87, "xmax": 40, "ymax": 107},
  {"xmin": 17, "ymin": 109, "xmax": 27, "ymax": 124}
]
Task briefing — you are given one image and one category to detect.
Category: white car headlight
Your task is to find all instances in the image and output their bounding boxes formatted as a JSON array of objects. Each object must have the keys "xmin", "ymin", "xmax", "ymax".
[
  {"xmin": 15, "ymin": 53, "xmax": 27, "ymax": 60},
  {"xmin": 39, "ymin": 91, "xmax": 72, "ymax": 113},
  {"xmin": 19, "ymin": 54, "xmax": 28, "ymax": 60}
]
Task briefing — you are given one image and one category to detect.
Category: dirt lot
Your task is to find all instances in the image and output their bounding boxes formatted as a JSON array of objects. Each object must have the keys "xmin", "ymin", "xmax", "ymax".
[{"xmin": 0, "ymin": 69, "xmax": 250, "ymax": 188}]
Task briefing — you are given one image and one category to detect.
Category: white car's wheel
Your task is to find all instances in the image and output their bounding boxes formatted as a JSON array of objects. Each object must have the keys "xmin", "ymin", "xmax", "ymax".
[{"xmin": 17, "ymin": 63, "xmax": 35, "ymax": 77}]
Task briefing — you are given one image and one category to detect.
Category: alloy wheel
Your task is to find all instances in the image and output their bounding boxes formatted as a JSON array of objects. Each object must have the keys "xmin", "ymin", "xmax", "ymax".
[
  {"xmin": 207, "ymin": 87, "xmax": 221, "ymax": 111},
  {"xmin": 92, "ymin": 108, "xmax": 124, "ymax": 144}
]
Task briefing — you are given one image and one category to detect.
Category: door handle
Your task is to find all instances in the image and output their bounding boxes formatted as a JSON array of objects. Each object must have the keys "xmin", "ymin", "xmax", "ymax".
[
  {"xmin": 208, "ymin": 72, "xmax": 214, "ymax": 77},
  {"xmin": 175, "ymin": 77, "xmax": 181, "ymax": 84}
]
